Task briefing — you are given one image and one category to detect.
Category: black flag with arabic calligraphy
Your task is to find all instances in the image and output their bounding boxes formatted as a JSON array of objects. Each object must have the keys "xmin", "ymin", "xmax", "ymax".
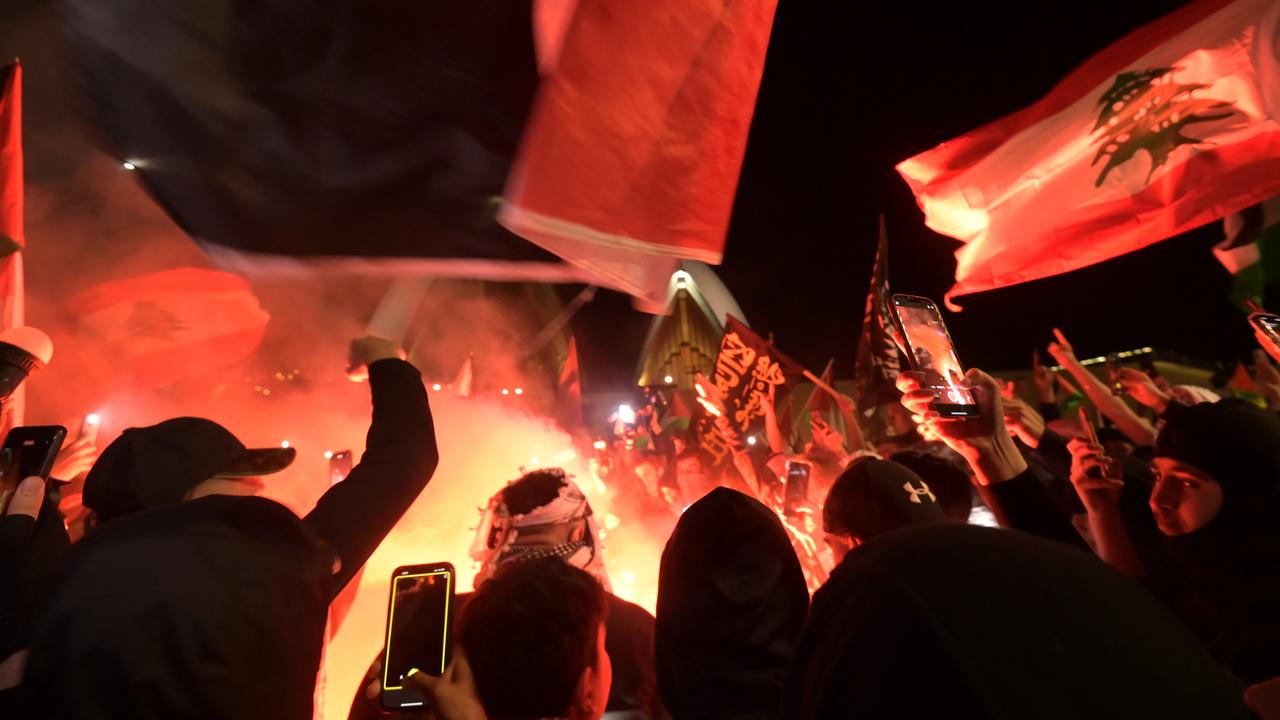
[
  {"xmin": 713, "ymin": 316, "xmax": 806, "ymax": 437},
  {"xmin": 854, "ymin": 218, "xmax": 903, "ymax": 412}
]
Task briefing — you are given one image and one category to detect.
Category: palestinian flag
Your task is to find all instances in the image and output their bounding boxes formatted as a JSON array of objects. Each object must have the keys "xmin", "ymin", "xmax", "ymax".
[
  {"xmin": 0, "ymin": 63, "xmax": 25, "ymax": 423},
  {"xmin": 897, "ymin": 0, "xmax": 1280, "ymax": 308},
  {"xmin": 65, "ymin": 268, "xmax": 269, "ymax": 388},
  {"xmin": 1212, "ymin": 196, "xmax": 1280, "ymax": 311},
  {"xmin": 803, "ymin": 359, "xmax": 845, "ymax": 439}
]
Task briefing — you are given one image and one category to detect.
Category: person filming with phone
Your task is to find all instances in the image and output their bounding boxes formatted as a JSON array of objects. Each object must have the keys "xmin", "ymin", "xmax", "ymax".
[
  {"xmin": 21, "ymin": 335, "xmax": 439, "ymax": 720},
  {"xmin": 1066, "ymin": 399, "xmax": 1280, "ymax": 684}
]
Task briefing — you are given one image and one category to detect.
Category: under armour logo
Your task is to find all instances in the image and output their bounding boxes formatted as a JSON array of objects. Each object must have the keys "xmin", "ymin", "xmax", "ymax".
[{"xmin": 903, "ymin": 480, "xmax": 936, "ymax": 504}]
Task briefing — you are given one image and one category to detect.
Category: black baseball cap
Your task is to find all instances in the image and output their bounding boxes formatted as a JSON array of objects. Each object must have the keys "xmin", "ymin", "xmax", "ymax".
[
  {"xmin": 822, "ymin": 458, "xmax": 946, "ymax": 540},
  {"xmin": 84, "ymin": 417, "xmax": 296, "ymax": 522}
]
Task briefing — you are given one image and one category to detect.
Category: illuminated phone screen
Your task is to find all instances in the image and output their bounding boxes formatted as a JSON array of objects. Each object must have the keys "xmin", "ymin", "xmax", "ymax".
[
  {"xmin": 893, "ymin": 297, "xmax": 978, "ymax": 413},
  {"xmin": 381, "ymin": 566, "xmax": 454, "ymax": 709}
]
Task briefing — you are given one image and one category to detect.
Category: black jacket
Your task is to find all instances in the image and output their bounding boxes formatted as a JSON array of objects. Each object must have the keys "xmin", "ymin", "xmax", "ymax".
[
  {"xmin": 785, "ymin": 524, "xmax": 1248, "ymax": 719},
  {"xmin": 22, "ymin": 359, "xmax": 437, "ymax": 719},
  {"xmin": 656, "ymin": 488, "xmax": 808, "ymax": 720}
]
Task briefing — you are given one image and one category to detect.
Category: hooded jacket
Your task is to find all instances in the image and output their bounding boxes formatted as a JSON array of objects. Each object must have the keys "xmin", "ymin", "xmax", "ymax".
[
  {"xmin": 655, "ymin": 488, "xmax": 808, "ymax": 720},
  {"xmin": 785, "ymin": 524, "xmax": 1248, "ymax": 719},
  {"xmin": 1152, "ymin": 399, "xmax": 1280, "ymax": 682}
]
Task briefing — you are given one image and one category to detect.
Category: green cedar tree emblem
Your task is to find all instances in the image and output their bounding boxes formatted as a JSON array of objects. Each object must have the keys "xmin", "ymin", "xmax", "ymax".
[{"xmin": 1091, "ymin": 66, "xmax": 1235, "ymax": 187}]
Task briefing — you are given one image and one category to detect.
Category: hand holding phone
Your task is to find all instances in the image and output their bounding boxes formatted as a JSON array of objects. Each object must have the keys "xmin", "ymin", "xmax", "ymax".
[
  {"xmin": 0, "ymin": 425, "xmax": 67, "ymax": 515},
  {"xmin": 382, "ymin": 562, "xmax": 456, "ymax": 711},
  {"xmin": 895, "ymin": 363, "xmax": 1029, "ymax": 486},
  {"xmin": 890, "ymin": 295, "xmax": 978, "ymax": 418}
]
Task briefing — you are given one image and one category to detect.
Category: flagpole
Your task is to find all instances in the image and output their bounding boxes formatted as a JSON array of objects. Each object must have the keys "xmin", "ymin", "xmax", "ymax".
[{"xmin": 803, "ymin": 369, "xmax": 841, "ymax": 400}]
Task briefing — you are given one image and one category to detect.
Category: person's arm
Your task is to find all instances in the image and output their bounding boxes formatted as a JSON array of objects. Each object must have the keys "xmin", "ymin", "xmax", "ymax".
[
  {"xmin": 1066, "ymin": 438, "xmax": 1146, "ymax": 577},
  {"xmin": 306, "ymin": 340, "xmax": 439, "ymax": 594},
  {"xmin": 761, "ymin": 385, "xmax": 789, "ymax": 455},
  {"xmin": 834, "ymin": 392, "xmax": 869, "ymax": 453},
  {"xmin": 897, "ymin": 367, "xmax": 1086, "ymax": 549},
  {"xmin": 977, "ymin": 464, "xmax": 1088, "ymax": 550},
  {"xmin": 1048, "ymin": 331, "xmax": 1156, "ymax": 446}
]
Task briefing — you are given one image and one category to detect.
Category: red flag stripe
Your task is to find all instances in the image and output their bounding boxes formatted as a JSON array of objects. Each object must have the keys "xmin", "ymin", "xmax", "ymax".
[{"xmin": 900, "ymin": 0, "xmax": 1236, "ymax": 191}]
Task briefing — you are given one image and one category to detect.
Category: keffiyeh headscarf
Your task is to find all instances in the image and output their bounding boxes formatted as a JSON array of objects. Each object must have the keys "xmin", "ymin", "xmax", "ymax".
[{"xmin": 469, "ymin": 469, "xmax": 611, "ymax": 591}]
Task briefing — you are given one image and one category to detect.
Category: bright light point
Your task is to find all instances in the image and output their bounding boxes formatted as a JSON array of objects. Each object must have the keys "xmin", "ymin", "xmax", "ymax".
[
  {"xmin": 663, "ymin": 375, "xmax": 673, "ymax": 384},
  {"xmin": 85, "ymin": 413, "xmax": 101, "ymax": 425},
  {"xmin": 530, "ymin": 456, "xmax": 538, "ymax": 465},
  {"xmin": 121, "ymin": 161, "xmax": 137, "ymax": 170},
  {"xmin": 695, "ymin": 384, "xmax": 707, "ymax": 398},
  {"xmin": 617, "ymin": 404, "xmax": 636, "ymax": 425},
  {"xmin": 514, "ymin": 387, "xmax": 524, "ymax": 395},
  {"xmin": 501, "ymin": 388, "xmax": 510, "ymax": 396},
  {"xmin": 323, "ymin": 450, "xmax": 334, "ymax": 460},
  {"xmin": 672, "ymin": 270, "xmax": 692, "ymax": 287},
  {"xmin": 747, "ymin": 436, "xmax": 757, "ymax": 445},
  {"xmin": 431, "ymin": 383, "xmax": 442, "ymax": 391},
  {"xmin": 593, "ymin": 440, "xmax": 607, "ymax": 451},
  {"xmin": 281, "ymin": 440, "xmax": 290, "ymax": 449}
]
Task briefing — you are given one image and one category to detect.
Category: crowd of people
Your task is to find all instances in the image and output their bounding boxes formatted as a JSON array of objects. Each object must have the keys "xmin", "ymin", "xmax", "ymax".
[{"xmin": 1, "ymin": 322, "xmax": 1279, "ymax": 719}]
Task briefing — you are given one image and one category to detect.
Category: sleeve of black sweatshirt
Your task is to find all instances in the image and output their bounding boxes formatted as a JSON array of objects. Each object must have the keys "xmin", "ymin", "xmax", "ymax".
[
  {"xmin": 305, "ymin": 359, "xmax": 439, "ymax": 594},
  {"xmin": 1037, "ymin": 401, "xmax": 1061, "ymax": 422},
  {"xmin": 977, "ymin": 465, "xmax": 1088, "ymax": 551}
]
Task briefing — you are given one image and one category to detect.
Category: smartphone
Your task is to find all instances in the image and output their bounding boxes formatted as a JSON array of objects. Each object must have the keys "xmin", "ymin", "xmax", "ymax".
[
  {"xmin": 890, "ymin": 294, "xmax": 979, "ymax": 417},
  {"xmin": 784, "ymin": 459, "xmax": 812, "ymax": 517},
  {"xmin": 1250, "ymin": 312, "xmax": 1280, "ymax": 356},
  {"xmin": 381, "ymin": 562, "xmax": 456, "ymax": 711},
  {"xmin": 1077, "ymin": 406, "xmax": 1100, "ymax": 446},
  {"xmin": 0, "ymin": 425, "xmax": 67, "ymax": 514},
  {"xmin": 328, "ymin": 450, "xmax": 353, "ymax": 486},
  {"xmin": 1077, "ymin": 407, "xmax": 1107, "ymax": 480}
]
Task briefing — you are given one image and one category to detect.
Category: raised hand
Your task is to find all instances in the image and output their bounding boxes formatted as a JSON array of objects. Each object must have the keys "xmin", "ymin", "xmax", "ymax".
[
  {"xmin": 347, "ymin": 336, "xmax": 407, "ymax": 381},
  {"xmin": 896, "ymin": 368, "xmax": 1027, "ymax": 485},
  {"xmin": 405, "ymin": 654, "xmax": 487, "ymax": 720},
  {"xmin": 1066, "ymin": 438, "xmax": 1124, "ymax": 514},
  {"xmin": 1115, "ymin": 367, "xmax": 1170, "ymax": 412},
  {"xmin": 1002, "ymin": 393, "xmax": 1047, "ymax": 449},
  {"xmin": 1046, "ymin": 328, "xmax": 1078, "ymax": 367}
]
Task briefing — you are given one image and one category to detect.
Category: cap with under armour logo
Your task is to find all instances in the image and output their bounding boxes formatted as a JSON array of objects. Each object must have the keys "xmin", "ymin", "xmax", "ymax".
[{"xmin": 823, "ymin": 457, "xmax": 946, "ymax": 540}]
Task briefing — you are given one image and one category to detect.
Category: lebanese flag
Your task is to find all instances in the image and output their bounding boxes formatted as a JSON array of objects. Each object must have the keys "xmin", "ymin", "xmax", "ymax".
[
  {"xmin": 500, "ymin": 0, "xmax": 779, "ymax": 310},
  {"xmin": 65, "ymin": 268, "xmax": 269, "ymax": 388},
  {"xmin": 0, "ymin": 63, "xmax": 26, "ymax": 423},
  {"xmin": 897, "ymin": 0, "xmax": 1280, "ymax": 308}
]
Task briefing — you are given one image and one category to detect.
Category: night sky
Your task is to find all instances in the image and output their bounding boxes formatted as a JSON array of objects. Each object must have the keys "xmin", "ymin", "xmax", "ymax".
[
  {"xmin": 575, "ymin": 0, "xmax": 1252, "ymax": 390},
  {"xmin": 3, "ymin": 0, "xmax": 1258, "ymax": 394}
]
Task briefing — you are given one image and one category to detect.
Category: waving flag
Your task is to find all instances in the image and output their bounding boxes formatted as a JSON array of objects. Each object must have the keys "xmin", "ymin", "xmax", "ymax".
[
  {"xmin": 0, "ymin": 63, "xmax": 25, "ymax": 423},
  {"xmin": 853, "ymin": 217, "xmax": 902, "ymax": 412},
  {"xmin": 67, "ymin": 1, "xmax": 776, "ymax": 309},
  {"xmin": 712, "ymin": 316, "xmax": 804, "ymax": 437},
  {"xmin": 65, "ymin": 268, "xmax": 269, "ymax": 388},
  {"xmin": 1213, "ymin": 195, "xmax": 1280, "ymax": 310},
  {"xmin": 897, "ymin": 0, "xmax": 1280, "ymax": 307},
  {"xmin": 500, "ymin": 0, "xmax": 779, "ymax": 308}
]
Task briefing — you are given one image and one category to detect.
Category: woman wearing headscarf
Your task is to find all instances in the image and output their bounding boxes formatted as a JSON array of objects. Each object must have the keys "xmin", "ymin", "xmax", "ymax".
[
  {"xmin": 655, "ymin": 488, "xmax": 808, "ymax": 720},
  {"xmin": 1070, "ymin": 399, "xmax": 1280, "ymax": 682}
]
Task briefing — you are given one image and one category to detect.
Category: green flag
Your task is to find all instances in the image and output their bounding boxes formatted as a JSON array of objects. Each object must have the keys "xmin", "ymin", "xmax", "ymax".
[{"xmin": 1213, "ymin": 196, "xmax": 1280, "ymax": 311}]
